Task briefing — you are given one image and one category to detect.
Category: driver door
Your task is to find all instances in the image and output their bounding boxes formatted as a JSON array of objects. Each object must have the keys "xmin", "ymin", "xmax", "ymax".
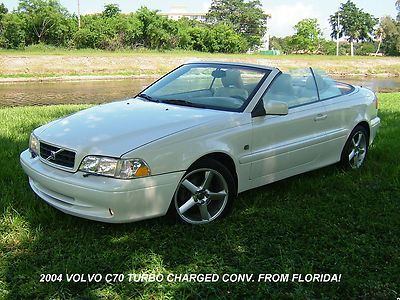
[{"xmin": 249, "ymin": 68, "xmax": 328, "ymax": 181}]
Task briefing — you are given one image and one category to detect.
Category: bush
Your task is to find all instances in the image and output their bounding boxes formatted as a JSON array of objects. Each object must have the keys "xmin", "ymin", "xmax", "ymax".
[
  {"xmin": 0, "ymin": 13, "xmax": 25, "ymax": 49},
  {"xmin": 187, "ymin": 26, "xmax": 208, "ymax": 52},
  {"xmin": 73, "ymin": 28, "xmax": 99, "ymax": 49},
  {"xmin": 135, "ymin": 7, "xmax": 180, "ymax": 50},
  {"xmin": 320, "ymin": 40, "xmax": 337, "ymax": 55},
  {"xmin": 356, "ymin": 42, "xmax": 376, "ymax": 56},
  {"xmin": 207, "ymin": 24, "xmax": 248, "ymax": 53},
  {"xmin": 120, "ymin": 14, "xmax": 143, "ymax": 48},
  {"xmin": 0, "ymin": 2, "xmax": 252, "ymax": 53},
  {"xmin": 0, "ymin": 2, "xmax": 274, "ymax": 54}
]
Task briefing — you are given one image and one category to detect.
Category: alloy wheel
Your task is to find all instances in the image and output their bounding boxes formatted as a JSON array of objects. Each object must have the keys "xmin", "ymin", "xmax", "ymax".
[
  {"xmin": 348, "ymin": 131, "xmax": 367, "ymax": 169},
  {"xmin": 174, "ymin": 168, "xmax": 229, "ymax": 224}
]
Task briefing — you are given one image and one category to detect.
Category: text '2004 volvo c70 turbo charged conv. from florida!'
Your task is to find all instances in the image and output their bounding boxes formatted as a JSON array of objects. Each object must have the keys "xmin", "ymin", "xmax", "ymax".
[{"xmin": 20, "ymin": 62, "xmax": 380, "ymax": 224}]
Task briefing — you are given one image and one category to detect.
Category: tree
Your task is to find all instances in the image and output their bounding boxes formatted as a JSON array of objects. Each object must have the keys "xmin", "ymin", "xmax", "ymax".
[
  {"xmin": 0, "ymin": 1, "xmax": 255, "ymax": 53},
  {"xmin": 380, "ymin": 16, "xmax": 400, "ymax": 56},
  {"xmin": 291, "ymin": 18, "xmax": 323, "ymax": 53},
  {"xmin": 0, "ymin": 2, "xmax": 8, "ymax": 32},
  {"xmin": 269, "ymin": 36, "xmax": 293, "ymax": 54},
  {"xmin": 329, "ymin": 0, "xmax": 378, "ymax": 56},
  {"xmin": 0, "ymin": 13, "xmax": 25, "ymax": 48},
  {"xmin": 73, "ymin": 11, "xmax": 141, "ymax": 50},
  {"xmin": 206, "ymin": 0, "xmax": 269, "ymax": 48},
  {"xmin": 102, "ymin": 3, "xmax": 120, "ymax": 18},
  {"xmin": 134, "ymin": 7, "xmax": 186, "ymax": 50},
  {"xmin": 17, "ymin": 0, "xmax": 72, "ymax": 45},
  {"xmin": 206, "ymin": 23, "xmax": 248, "ymax": 53},
  {"xmin": 0, "ymin": 3, "xmax": 7, "ymax": 18},
  {"xmin": 374, "ymin": 25, "xmax": 385, "ymax": 55}
]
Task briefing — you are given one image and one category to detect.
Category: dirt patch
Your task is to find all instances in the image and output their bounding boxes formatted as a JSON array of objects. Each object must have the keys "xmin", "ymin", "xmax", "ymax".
[{"xmin": 1, "ymin": 53, "xmax": 399, "ymax": 82}]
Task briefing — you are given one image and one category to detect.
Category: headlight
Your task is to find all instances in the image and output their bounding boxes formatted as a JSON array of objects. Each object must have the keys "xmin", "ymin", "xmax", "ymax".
[
  {"xmin": 79, "ymin": 156, "xmax": 151, "ymax": 179},
  {"xmin": 29, "ymin": 133, "xmax": 40, "ymax": 157}
]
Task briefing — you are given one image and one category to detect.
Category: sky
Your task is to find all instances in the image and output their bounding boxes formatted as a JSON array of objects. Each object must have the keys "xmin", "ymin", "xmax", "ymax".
[{"xmin": 1, "ymin": 0, "xmax": 398, "ymax": 38}]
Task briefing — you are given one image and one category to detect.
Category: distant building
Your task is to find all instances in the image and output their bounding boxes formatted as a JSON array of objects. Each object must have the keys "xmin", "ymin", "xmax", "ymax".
[
  {"xmin": 259, "ymin": 12, "xmax": 271, "ymax": 51},
  {"xmin": 160, "ymin": 5, "xmax": 207, "ymax": 22},
  {"xmin": 260, "ymin": 32, "xmax": 270, "ymax": 51}
]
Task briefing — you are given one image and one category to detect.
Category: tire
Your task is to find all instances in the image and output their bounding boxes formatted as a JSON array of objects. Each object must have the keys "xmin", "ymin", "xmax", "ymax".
[
  {"xmin": 340, "ymin": 125, "xmax": 369, "ymax": 169},
  {"xmin": 171, "ymin": 158, "xmax": 236, "ymax": 225}
]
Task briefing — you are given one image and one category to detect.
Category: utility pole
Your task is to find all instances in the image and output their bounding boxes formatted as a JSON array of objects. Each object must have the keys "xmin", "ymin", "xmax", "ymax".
[
  {"xmin": 336, "ymin": 12, "xmax": 340, "ymax": 56},
  {"xmin": 77, "ymin": 0, "xmax": 81, "ymax": 29},
  {"xmin": 265, "ymin": 15, "xmax": 270, "ymax": 51}
]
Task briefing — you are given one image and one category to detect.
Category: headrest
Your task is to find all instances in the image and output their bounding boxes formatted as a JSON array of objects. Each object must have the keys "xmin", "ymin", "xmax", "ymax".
[
  {"xmin": 222, "ymin": 70, "xmax": 244, "ymax": 88},
  {"xmin": 269, "ymin": 73, "xmax": 294, "ymax": 94}
]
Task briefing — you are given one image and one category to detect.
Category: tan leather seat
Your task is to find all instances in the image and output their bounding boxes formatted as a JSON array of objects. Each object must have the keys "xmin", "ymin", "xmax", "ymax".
[
  {"xmin": 264, "ymin": 74, "xmax": 296, "ymax": 105},
  {"xmin": 214, "ymin": 70, "xmax": 249, "ymax": 100}
]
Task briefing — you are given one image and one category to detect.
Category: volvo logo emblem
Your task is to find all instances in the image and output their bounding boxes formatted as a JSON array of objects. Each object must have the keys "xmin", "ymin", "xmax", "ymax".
[{"xmin": 46, "ymin": 149, "xmax": 64, "ymax": 161}]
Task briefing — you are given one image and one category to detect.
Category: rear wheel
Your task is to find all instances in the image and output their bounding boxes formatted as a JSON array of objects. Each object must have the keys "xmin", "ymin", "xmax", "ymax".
[
  {"xmin": 172, "ymin": 158, "xmax": 235, "ymax": 224},
  {"xmin": 340, "ymin": 125, "xmax": 369, "ymax": 169}
]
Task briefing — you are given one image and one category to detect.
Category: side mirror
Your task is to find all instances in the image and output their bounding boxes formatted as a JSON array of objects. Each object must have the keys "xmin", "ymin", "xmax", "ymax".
[{"xmin": 264, "ymin": 100, "xmax": 288, "ymax": 116}]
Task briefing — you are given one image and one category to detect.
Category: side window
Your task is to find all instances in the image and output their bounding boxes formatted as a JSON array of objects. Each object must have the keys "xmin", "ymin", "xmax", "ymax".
[
  {"xmin": 263, "ymin": 68, "xmax": 319, "ymax": 108},
  {"xmin": 312, "ymin": 69, "xmax": 342, "ymax": 100}
]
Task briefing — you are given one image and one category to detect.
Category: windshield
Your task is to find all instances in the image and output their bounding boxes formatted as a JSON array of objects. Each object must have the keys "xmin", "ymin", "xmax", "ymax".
[{"xmin": 139, "ymin": 63, "xmax": 270, "ymax": 112}]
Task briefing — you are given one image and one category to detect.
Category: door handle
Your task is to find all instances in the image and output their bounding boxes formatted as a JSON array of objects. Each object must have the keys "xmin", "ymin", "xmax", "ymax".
[{"xmin": 314, "ymin": 114, "xmax": 327, "ymax": 121}]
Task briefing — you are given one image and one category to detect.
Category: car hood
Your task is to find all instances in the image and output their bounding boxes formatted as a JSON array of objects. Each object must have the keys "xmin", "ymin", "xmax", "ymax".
[{"xmin": 35, "ymin": 99, "xmax": 228, "ymax": 157}]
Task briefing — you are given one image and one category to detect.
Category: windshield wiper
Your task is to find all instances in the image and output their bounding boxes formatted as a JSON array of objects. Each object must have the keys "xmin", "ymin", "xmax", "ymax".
[
  {"xmin": 160, "ymin": 99, "xmax": 206, "ymax": 108},
  {"xmin": 137, "ymin": 93, "xmax": 160, "ymax": 103}
]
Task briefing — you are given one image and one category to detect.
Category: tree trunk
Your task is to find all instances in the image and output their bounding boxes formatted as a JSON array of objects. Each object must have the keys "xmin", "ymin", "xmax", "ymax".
[
  {"xmin": 375, "ymin": 33, "xmax": 382, "ymax": 56},
  {"xmin": 350, "ymin": 38, "xmax": 354, "ymax": 56}
]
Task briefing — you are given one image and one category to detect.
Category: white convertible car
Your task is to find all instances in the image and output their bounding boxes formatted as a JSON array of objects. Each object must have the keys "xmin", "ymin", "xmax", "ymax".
[{"xmin": 20, "ymin": 62, "xmax": 380, "ymax": 224}]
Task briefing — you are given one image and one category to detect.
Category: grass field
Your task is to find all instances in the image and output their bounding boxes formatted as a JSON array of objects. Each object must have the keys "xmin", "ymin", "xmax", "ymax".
[
  {"xmin": 0, "ymin": 93, "xmax": 399, "ymax": 299},
  {"xmin": 1, "ymin": 46, "xmax": 400, "ymax": 80}
]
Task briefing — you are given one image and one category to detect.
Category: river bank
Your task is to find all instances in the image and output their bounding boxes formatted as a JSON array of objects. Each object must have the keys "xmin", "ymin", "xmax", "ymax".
[{"xmin": 0, "ymin": 50, "xmax": 400, "ymax": 83}]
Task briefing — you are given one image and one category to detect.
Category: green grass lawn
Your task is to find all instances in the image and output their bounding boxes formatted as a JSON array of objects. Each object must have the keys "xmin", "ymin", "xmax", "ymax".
[{"xmin": 0, "ymin": 94, "xmax": 399, "ymax": 299}]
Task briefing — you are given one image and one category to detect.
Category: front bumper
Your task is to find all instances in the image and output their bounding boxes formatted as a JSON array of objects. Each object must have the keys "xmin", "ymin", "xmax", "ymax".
[{"xmin": 20, "ymin": 150, "xmax": 184, "ymax": 223}]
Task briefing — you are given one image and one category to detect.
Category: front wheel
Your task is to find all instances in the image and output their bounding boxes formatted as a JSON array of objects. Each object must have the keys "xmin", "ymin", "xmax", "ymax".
[
  {"xmin": 340, "ymin": 125, "xmax": 369, "ymax": 169},
  {"xmin": 172, "ymin": 158, "xmax": 235, "ymax": 224}
]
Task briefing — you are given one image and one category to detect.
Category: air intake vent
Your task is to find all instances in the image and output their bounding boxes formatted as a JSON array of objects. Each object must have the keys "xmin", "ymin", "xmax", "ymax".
[{"xmin": 40, "ymin": 142, "xmax": 75, "ymax": 169}]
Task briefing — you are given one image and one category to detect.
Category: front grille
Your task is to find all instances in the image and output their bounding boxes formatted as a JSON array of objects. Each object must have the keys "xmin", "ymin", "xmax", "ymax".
[{"xmin": 40, "ymin": 142, "xmax": 75, "ymax": 169}]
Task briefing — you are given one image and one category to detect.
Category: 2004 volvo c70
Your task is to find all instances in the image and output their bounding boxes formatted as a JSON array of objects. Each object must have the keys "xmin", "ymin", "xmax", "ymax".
[{"xmin": 20, "ymin": 62, "xmax": 380, "ymax": 224}]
